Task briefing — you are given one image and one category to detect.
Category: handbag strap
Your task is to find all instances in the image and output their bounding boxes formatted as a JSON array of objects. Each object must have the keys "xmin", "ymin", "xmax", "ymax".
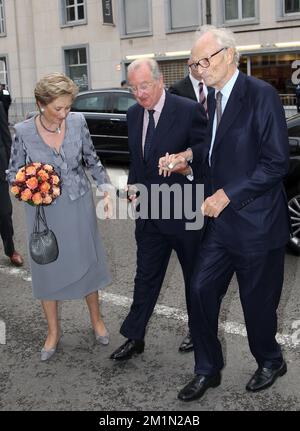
[{"xmin": 33, "ymin": 206, "xmax": 49, "ymax": 234}]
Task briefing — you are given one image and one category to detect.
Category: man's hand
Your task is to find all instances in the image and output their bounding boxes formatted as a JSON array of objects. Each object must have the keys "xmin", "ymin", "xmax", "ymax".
[
  {"xmin": 158, "ymin": 150, "xmax": 193, "ymax": 177},
  {"xmin": 201, "ymin": 189, "xmax": 230, "ymax": 218}
]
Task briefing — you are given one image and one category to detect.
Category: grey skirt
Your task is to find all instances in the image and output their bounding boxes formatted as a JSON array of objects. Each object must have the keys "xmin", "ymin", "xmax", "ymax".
[{"xmin": 25, "ymin": 188, "xmax": 111, "ymax": 300}]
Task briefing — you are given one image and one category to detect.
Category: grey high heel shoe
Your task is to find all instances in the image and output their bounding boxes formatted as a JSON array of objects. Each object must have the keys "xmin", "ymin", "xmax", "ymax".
[
  {"xmin": 40, "ymin": 337, "xmax": 61, "ymax": 361},
  {"xmin": 95, "ymin": 331, "xmax": 110, "ymax": 346},
  {"xmin": 40, "ymin": 346, "xmax": 57, "ymax": 361}
]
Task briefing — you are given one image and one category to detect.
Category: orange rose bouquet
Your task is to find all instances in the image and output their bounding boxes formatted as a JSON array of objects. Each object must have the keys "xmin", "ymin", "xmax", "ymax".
[
  {"xmin": 11, "ymin": 162, "xmax": 61, "ymax": 206},
  {"xmin": 11, "ymin": 163, "xmax": 61, "ymax": 265}
]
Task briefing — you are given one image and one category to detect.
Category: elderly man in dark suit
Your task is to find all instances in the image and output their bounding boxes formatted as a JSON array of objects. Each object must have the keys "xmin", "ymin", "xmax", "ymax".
[
  {"xmin": 161, "ymin": 25, "xmax": 290, "ymax": 401},
  {"xmin": 0, "ymin": 102, "xmax": 23, "ymax": 266},
  {"xmin": 110, "ymin": 58, "xmax": 208, "ymax": 361},
  {"xmin": 168, "ymin": 50, "xmax": 211, "ymax": 354},
  {"xmin": 169, "ymin": 48, "xmax": 209, "ymax": 118},
  {"xmin": 0, "ymin": 84, "xmax": 12, "ymax": 120}
]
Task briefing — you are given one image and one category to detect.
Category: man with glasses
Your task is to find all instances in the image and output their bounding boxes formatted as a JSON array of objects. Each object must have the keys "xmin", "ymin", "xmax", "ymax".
[
  {"xmin": 160, "ymin": 25, "xmax": 290, "ymax": 401},
  {"xmin": 168, "ymin": 52, "xmax": 209, "ymax": 118},
  {"xmin": 167, "ymin": 44, "xmax": 212, "ymax": 355},
  {"xmin": 110, "ymin": 58, "xmax": 208, "ymax": 362}
]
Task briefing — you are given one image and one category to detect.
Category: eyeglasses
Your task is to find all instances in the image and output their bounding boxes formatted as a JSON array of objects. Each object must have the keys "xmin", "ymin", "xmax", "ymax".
[
  {"xmin": 128, "ymin": 81, "xmax": 155, "ymax": 94},
  {"xmin": 190, "ymin": 48, "xmax": 227, "ymax": 70}
]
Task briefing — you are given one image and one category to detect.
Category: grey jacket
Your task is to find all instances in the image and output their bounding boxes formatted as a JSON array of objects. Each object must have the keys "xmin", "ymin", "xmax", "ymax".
[{"xmin": 7, "ymin": 112, "xmax": 110, "ymax": 200}]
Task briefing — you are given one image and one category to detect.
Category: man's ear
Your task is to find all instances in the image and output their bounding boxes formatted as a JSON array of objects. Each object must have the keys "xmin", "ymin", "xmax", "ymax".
[{"xmin": 225, "ymin": 47, "xmax": 235, "ymax": 65}]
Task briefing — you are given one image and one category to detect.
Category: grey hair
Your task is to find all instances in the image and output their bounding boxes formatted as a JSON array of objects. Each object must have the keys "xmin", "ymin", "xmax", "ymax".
[
  {"xmin": 127, "ymin": 58, "xmax": 162, "ymax": 81},
  {"xmin": 195, "ymin": 25, "xmax": 240, "ymax": 66}
]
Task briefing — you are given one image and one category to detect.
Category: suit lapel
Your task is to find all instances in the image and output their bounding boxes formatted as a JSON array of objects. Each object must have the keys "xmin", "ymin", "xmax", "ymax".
[
  {"xmin": 131, "ymin": 106, "xmax": 144, "ymax": 163},
  {"xmin": 212, "ymin": 72, "xmax": 247, "ymax": 147},
  {"xmin": 207, "ymin": 91, "xmax": 216, "ymax": 132},
  {"xmin": 136, "ymin": 105, "xmax": 144, "ymax": 162},
  {"xmin": 184, "ymin": 76, "xmax": 197, "ymax": 101}
]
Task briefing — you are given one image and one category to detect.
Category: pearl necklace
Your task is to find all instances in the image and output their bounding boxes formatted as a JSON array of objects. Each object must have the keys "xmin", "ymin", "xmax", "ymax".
[{"xmin": 39, "ymin": 115, "xmax": 62, "ymax": 134}]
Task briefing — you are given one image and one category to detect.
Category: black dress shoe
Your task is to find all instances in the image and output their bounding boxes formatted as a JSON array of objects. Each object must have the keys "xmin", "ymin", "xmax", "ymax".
[
  {"xmin": 178, "ymin": 373, "xmax": 221, "ymax": 402},
  {"xmin": 178, "ymin": 331, "xmax": 194, "ymax": 353},
  {"xmin": 110, "ymin": 339, "xmax": 145, "ymax": 361},
  {"xmin": 246, "ymin": 361, "xmax": 287, "ymax": 392}
]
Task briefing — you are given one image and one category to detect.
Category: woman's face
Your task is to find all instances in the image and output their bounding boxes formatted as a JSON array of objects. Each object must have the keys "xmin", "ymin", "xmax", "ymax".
[{"xmin": 41, "ymin": 95, "xmax": 73, "ymax": 124}]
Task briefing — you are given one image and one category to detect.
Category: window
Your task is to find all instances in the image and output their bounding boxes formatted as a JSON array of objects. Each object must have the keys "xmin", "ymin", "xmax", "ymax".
[
  {"xmin": 121, "ymin": 0, "xmax": 152, "ymax": 37},
  {"xmin": 224, "ymin": 0, "xmax": 257, "ymax": 24},
  {"xmin": 167, "ymin": 0, "xmax": 201, "ymax": 32},
  {"xmin": 248, "ymin": 52, "xmax": 300, "ymax": 95},
  {"xmin": 277, "ymin": 0, "xmax": 300, "ymax": 20},
  {"xmin": 62, "ymin": 0, "xmax": 86, "ymax": 25},
  {"xmin": 0, "ymin": 0, "xmax": 6, "ymax": 35},
  {"xmin": 284, "ymin": 0, "xmax": 300, "ymax": 14},
  {"xmin": 0, "ymin": 56, "xmax": 8, "ymax": 83},
  {"xmin": 64, "ymin": 47, "xmax": 89, "ymax": 91},
  {"xmin": 113, "ymin": 94, "xmax": 136, "ymax": 113},
  {"xmin": 72, "ymin": 93, "xmax": 111, "ymax": 113}
]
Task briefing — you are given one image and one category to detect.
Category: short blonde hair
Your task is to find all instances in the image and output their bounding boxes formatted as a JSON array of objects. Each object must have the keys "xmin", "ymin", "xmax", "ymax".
[{"xmin": 34, "ymin": 72, "xmax": 79, "ymax": 106}]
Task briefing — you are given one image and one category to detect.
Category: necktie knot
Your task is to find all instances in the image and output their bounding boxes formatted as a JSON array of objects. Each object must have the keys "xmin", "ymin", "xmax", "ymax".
[{"xmin": 216, "ymin": 91, "xmax": 222, "ymax": 102}]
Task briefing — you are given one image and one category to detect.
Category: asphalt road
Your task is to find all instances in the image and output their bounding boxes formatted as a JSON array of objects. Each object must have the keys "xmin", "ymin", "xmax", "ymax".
[{"xmin": 0, "ymin": 163, "xmax": 299, "ymax": 412}]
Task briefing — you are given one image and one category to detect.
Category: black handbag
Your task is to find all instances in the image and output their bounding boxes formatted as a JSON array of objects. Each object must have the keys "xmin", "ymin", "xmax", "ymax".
[{"xmin": 29, "ymin": 206, "xmax": 59, "ymax": 265}]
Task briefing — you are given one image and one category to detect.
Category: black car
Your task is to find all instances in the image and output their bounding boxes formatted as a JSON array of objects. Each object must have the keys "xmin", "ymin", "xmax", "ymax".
[
  {"xmin": 71, "ymin": 88, "xmax": 136, "ymax": 161},
  {"xmin": 285, "ymin": 113, "xmax": 300, "ymax": 255}
]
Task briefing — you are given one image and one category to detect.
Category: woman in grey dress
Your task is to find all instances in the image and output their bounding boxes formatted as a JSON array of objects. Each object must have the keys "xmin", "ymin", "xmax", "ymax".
[{"xmin": 7, "ymin": 73, "xmax": 112, "ymax": 361}]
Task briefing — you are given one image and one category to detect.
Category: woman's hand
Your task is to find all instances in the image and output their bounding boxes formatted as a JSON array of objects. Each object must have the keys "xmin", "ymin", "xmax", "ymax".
[{"xmin": 103, "ymin": 192, "xmax": 114, "ymax": 219}]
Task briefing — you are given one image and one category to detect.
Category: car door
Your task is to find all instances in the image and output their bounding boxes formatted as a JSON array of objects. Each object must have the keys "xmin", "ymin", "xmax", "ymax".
[
  {"xmin": 71, "ymin": 91, "xmax": 114, "ymax": 154},
  {"xmin": 285, "ymin": 114, "xmax": 300, "ymax": 254},
  {"xmin": 109, "ymin": 91, "xmax": 136, "ymax": 156}
]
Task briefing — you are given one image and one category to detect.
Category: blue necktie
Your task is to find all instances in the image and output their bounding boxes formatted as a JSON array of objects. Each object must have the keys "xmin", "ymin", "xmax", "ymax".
[{"xmin": 144, "ymin": 110, "xmax": 155, "ymax": 162}]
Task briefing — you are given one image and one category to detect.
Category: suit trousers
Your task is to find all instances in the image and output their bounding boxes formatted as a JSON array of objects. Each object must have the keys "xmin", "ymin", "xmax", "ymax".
[
  {"xmin": 0, "ymin": 181, "xmax": 14, "ymax": 257},
  {"xmin": 190, "ymin": 220, "xmax": 285, "ymax": 376},
  {"xmin": 120, "ymin": 220, "xmax": 201, "ymax": 340}
]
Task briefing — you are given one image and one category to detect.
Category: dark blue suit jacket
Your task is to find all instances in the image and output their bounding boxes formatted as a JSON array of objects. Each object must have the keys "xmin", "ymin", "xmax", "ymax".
[
  {"xmin": 127, "ymin": 91, "xmax": 208, "ymax": 234},
  {"xmin": 0, "ymin": 101, "xmax": 11, "ymax": 182},
  {"xmin": 204, "ymin": 71, "xmax": 291, "ymax": 252}
]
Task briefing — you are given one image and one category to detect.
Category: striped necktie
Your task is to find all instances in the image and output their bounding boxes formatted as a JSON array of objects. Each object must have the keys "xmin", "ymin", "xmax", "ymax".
[{"xmin": 199, "ymin": 82, "xmax": 208, "ymax": 116}]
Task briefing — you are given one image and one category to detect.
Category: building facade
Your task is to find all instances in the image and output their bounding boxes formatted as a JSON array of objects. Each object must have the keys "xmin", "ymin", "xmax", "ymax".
[{"xmin": 0, "ymin": 0, "xmax": 299, "ymax": 120}]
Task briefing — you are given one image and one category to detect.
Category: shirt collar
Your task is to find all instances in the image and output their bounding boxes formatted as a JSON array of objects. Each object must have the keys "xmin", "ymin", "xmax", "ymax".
[
  {"xmin": 189, "ymin": 73, "xmax": 202, "ymax": 88},
  {"xmin": 148, "ymin": 89, "xmax": 166, "ymax": 114},
  {"xmin": 215, "ymin": 69, "xmax": 239, "ymax": 100}
]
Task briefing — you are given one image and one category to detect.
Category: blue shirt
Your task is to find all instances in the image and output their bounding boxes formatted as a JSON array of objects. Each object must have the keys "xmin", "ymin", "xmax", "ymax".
[{"xmin": 209, "ymin": 69, "xmax": 240, "ymax": 165}]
